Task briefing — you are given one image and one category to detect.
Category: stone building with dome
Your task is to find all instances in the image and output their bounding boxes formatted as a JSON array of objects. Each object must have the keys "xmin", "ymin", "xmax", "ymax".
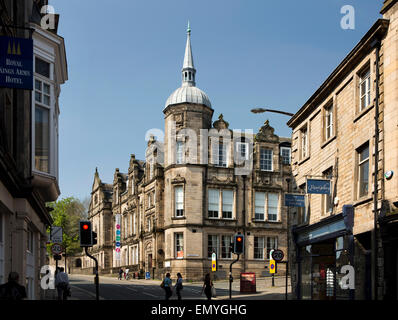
[{"xmin": 79, "ymin": 25, "xmax": 292, "ymax": 280}]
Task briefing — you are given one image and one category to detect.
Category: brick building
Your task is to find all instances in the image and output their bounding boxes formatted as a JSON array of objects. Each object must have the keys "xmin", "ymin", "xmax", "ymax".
[
  {"xmin": 287, "ymin": 0, "xmax": 398, "ymax": 300},
  {"xmin": 78, "ymin": 25, "xmax": 292, "ymax": 281}
]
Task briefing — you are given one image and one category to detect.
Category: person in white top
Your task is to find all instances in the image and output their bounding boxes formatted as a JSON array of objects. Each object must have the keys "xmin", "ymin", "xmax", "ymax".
[
  {"xmin": 125, "ymin": 268, "xmax": 130, "ymax": 280},
  {"xmin": 55, "ymin": 267, "xmax": 70, "ymax": 300}
]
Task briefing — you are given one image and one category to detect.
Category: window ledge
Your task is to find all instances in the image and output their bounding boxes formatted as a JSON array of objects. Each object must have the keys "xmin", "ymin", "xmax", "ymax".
[
  {"xmin": 252, "ymin": 220, "xmax": 281, "ymax": 224},
  {"xmin": 206, "ymin": 218, "xmax": 237, "ymax": 222},
  {"xmin": 172, "ymin": 216, "xmax": 186, "ymax": 220},
  {"xmin": 353, "ymin": 104, "xmax": 374, "ymax": 123},
  {"xmin": 298, "ymin": 156, "xmax": 310, "ymax": 166},
  {"xmin": 321, "ymin": 135, "xmax": 337, "ymax": 149},
  {"xmin": 353, "ymin": 196, "xmax": 373, "ymax": 207}
]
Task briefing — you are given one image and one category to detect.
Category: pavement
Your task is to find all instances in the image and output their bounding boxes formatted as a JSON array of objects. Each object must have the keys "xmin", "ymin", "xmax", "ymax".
[{"xmin": 44, "ymin": 273, "xmax": 292, "ymax": 300}]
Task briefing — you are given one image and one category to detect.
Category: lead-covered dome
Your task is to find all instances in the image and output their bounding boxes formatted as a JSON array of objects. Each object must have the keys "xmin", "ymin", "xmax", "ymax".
[
  {"xmin": 165, "ymin": 86, "xmax": 211, "ymax": 109},
  {"xmin": 164, "ymin": 22, "xmax": 212, "ymax": 110}
]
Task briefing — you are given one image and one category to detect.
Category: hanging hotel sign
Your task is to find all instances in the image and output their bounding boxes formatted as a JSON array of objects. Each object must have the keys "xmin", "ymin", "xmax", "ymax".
[
  {"xmin": 115, "ymin": 214, "xmax": 121, "ymax": 260},
  {"xmin": 0, "ymin": 36, "xmax": 33, "ymax": 90},
  {"xmin": 306, "ymin": 178, "xmax": 331, "ymax": 195},
  {"xmin": 284, "ymin": 193, "xmax": 305, "ymax": 207}
]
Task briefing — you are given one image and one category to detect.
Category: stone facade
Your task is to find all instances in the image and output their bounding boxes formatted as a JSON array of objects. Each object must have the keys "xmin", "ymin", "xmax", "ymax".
[
  {"xmin": 81, "ymin": 121, "xmax": 292, "ymax": 281},
  {"xmin": 79, "ymin": 26, "xmax": 292, "ymax": 280},
  {"xmin": 287, "ymin": 1, "xmax": 398, "ymax": 300},
  {"xmin": 0, "ymin": 0, "xmax": 68, "ymax": 299}
]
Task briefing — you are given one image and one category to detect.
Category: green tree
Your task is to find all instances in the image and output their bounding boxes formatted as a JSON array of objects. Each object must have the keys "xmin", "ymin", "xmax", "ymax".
[{"xmin": 46, "ymin": 197, "xmax": 87, "ymax": 256}]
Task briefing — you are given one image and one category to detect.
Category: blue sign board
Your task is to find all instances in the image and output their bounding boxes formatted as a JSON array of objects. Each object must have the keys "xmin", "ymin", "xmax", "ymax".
[
  {"xmin": 145, "ymin": 272, "xmax": 150, "ymax": 280},
  {"xmin": 284, "ymin": 193, "xmax": 306, "ymax": 207},
  {"xmin": 0, "ymin": 36, "xmax": 33, "ymax": 90},
  {"xmin": 306, "ymin": 179, "xmax": 331, "ymax": 195}
]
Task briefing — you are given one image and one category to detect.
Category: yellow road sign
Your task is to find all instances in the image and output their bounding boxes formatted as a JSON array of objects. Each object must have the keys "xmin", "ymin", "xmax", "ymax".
[
  {"xmin": 269, "ymin": 259, "xmax": 276, "ymax": 274},
  {"xmin": 212, "ymin": 253, "xmax": 217, "ymax": 271}
]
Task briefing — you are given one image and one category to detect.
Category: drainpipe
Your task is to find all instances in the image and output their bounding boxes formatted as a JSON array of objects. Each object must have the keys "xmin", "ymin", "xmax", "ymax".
[
  {"xmin": 371, "ymin": 37, "xmax": 381, "ymax": 301},
  {"xmin": 242, "ymin": 175, "xmax": 247, "ymax": 273}
]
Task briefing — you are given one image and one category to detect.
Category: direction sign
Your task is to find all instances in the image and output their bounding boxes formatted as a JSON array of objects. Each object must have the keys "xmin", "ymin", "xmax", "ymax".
[
  {"xmin": 51, "ymin": 243, "xmax": 63, "ymax": 255},
  {"xmin": 272, "ymin": 249, "xmax": 284, "ymax": 262},
  {"xmin": 51, "ymin": 226, "xmax": 63, "ymax": 243},
  {"xmin": 269, "ymin": 259, "xmax": 276, "ymax": 274}
]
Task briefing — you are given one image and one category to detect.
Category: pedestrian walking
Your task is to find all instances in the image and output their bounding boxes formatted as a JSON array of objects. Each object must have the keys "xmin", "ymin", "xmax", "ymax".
[
  {"xmin": 0, "ymin": 272, "xmax": 27, "ymax": 300},
  {"xmin": 174, "ymin": 273, "xmax": 183, "ymax": 300},
  {"xmin": 55, "ymin": 267, "xmax": 70, "ymax": 300},
  {"xmin": 161, "ymin": 273, "xmax": 173, "ymax": 300},
  {"xmin": 118, "ymin": 268, "xmax": 124, "ymax": 280},
  {"xmin": 125, "ymin": 268, "xmax": 130, "ymax": 280},
  {"xmin": 201, "ymin": 273, "xmax": 213, "ymax": 300}
]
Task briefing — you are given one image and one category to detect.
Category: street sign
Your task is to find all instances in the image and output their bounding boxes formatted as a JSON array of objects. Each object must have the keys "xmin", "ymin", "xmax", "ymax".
[
  {"xmin": 306, "ymin": 178, "xmax": 331, "ymax": 194},
  {"xmin": 272, "ymin": 249, "xmax": 284, "ymax": 262},
  {"xmin": 212, "ymin": 252, "xmax": 217, "ymax": 272},
  {"xmin": 51, "ymin": 243, "xmax": 63, "ymax": 255},
  {"xmin": 269, "ymin": 259, "xmax": 276, "ymax": 274},
  {"xmin": 53, "ymin": 254, "xmax": 62, "ymax": 261},
  {"xmin": 284, "ymin": 193, "xmax": 305, "ymax": 207},
  {"xmin": 51, "ymin": 226, "xmax": 63, "ymax": 243}
]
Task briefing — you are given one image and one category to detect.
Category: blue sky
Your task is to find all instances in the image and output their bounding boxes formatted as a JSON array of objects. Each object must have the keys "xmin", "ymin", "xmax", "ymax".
[{"xmin": 50, "ymin": 0, "xmax": 383, "ymax": 201}]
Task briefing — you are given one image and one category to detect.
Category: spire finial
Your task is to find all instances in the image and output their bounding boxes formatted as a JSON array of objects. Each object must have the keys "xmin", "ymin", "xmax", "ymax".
[{"xmin": 182, "ymin": 21, "xmax": 196, "ymax": 87}]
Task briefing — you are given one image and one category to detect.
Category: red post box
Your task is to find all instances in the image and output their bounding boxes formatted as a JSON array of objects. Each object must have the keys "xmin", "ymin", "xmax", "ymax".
[{"xmin": 240, "ymin": 272, "xmax": 256, "ymax": 293}]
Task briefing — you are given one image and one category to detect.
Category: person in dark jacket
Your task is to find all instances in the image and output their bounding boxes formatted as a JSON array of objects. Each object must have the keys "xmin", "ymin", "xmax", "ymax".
[
  {"xmin": 201, "ymin": 273, "xmax": 213, "ymax": 300},
  {"xmin": 118, "ymin": 268, "xmax": 124, "ymax": 280},
  {"xmin": 174, "ymin": 273, "xmax": 183, "ymax": 300},
  {"xmin": 162, "ymin": 273, "xmax": 173, "ymax": 300},
  {"xmin": 0, "ymin": 272, "xmax": 27, "ymax": 300}
]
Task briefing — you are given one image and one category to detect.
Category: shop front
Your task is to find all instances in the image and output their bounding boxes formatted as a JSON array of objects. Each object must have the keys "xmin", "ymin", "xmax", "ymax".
[
  {"xmin": 379, "ymin": 213, "xmax": 398, "ymax": 300},
  {"xmin": 293, "ymin": 205, "xmax": 355, "ymax": 300}
]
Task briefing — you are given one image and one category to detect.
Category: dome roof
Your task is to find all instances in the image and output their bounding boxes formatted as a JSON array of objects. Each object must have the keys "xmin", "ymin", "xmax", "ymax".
[{"xmin": 165, "ymin": 85, "xmax": 212, "ymax": 109}]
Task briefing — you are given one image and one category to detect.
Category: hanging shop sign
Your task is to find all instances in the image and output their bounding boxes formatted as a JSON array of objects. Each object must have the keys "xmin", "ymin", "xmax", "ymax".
[
  {"xmin": 284, "ymin": 193, "xmax": 305, "ymax": 207},
  {"xmin": 0, "ymin": 36, "xmax": 33, "ymax": 90},
  {"xmin": 306, "ymin": 178, "xmax": 331, "ymax": 195}
]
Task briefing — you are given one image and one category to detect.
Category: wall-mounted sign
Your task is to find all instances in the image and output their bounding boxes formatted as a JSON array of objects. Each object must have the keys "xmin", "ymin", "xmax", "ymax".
[
  {"xmin": 0, "ymin": 36, "xmax": 33, "ymax": 89},
  {"xmin": 284, "ymin": 193, "xmax": 305, "ymax": 207},
  {"xmin": 115, "ymin": 214, "xmax": 121, "ymax": 260},
  {"xmin": 385, "ymin": 170, "xmax": 394, "ymax": 180},
  {"xmin": 306, "ymin": 179, "xmax": 331, "ymax": 194}
]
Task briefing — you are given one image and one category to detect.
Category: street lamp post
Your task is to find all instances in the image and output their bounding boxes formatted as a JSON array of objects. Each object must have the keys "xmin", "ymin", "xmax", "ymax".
[
  {"xmin": 251, "ymin": 107, "xmax": 293, "ymax": 300},
  {"xmin": 251, "ymin": 108, "xmax": 294, "ymax": 117}
]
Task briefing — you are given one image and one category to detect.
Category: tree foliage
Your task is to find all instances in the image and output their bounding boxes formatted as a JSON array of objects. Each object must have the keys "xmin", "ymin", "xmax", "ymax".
[{"xmin": 46, "ymin": 197, "xmax": 88, "ymax": 256}]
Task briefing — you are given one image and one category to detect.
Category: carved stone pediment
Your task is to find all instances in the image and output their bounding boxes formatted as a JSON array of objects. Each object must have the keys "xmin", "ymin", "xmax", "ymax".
[
  {"xmin": 213, "ymin": 114, "xmax": 229, "ymax": 130},
  {"xmin": 171, "ymin": 174, "xmax": 186, "ymax": 184},
  {"xmin": 255, "ymin": 120, "xmax": 279, "ymax": 142},
  {"xmin": 207, "ymin": 175, "xmax": 235, "ymax": 185},
  {"xmin": 255, "ymin": 173, "xmax": 272, "ymax": 185},
  {"xmin": 174, "ymin": 113, "xmax": 184, "ymax": 127}
]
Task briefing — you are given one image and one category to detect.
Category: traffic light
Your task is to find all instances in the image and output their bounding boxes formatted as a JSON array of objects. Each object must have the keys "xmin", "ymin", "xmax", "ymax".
[
  {"xmin": 92, "ymin": 231, "xmax": 97, "ymax": 245},
  {"xmin": 79, "ymin": 221, "xmax": 93, "ymax": 247},
  {"xmin": 233, "ymin": 234, "xmax": 244, "ymax": 254}
]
